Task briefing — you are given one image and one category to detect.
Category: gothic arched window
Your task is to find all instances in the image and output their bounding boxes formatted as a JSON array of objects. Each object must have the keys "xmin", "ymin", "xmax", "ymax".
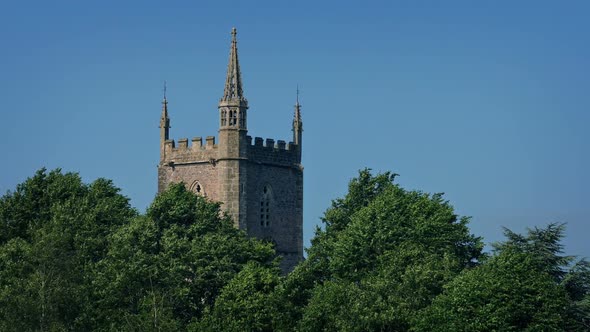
[
  {"xmin": 221, "ymin": 109, "xmax": 227, "ymax": 126},
  {"xmin": 190, "ymin": 181, "xmax": 205, "ymax": 196},
  {"xmin": 260, "ymin": 185, "xmax": 272, "ymax": 227},
  {"xmin": 229, "ymin": 109, "xmax": 237, "ymax": 126}
]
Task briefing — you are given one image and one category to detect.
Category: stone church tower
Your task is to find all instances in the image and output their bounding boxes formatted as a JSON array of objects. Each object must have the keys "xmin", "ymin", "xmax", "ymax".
[{"xmin": 157, "ymin": 28, "xmax": 303, "ymax": 273}]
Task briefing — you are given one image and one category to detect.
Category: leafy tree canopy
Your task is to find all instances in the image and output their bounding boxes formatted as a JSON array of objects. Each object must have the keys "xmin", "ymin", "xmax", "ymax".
[
  {"xmin": 0, "ymin": 170, "xmax": 277, "ymax": 331},
  {"xmin": 91, "ymin": 183, "xmax": 277, "ymax": 330},
  {"xmin": 275, "ymin": 169, "xmax": 484, "ymax": 331},
  {"xmin": 0, "ymin": 168, "xmax": 136, "ymax": 331},
  {"xmin": 1, "ymin": 168, "xmax": 587, "ymax": 331},
  {"xmin": 415, "ymin": 223, "xmax": 590, "ymax": 331}
]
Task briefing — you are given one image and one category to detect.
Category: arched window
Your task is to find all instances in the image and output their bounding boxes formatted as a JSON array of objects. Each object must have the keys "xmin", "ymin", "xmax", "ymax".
[
  {"xmin": 190, "ymin": 181, "xmax": 205, "ymax": 196},
  {"xmin": 260, "ymin": 185, "xmax": 272, "ymax": 227},
  {"xmin": 229, "ymin": 109, "xmax": 237, "ymax": 126},
  {"xmin": 221, "ymin": 109, "xmax": 227, "ymax": 126}
]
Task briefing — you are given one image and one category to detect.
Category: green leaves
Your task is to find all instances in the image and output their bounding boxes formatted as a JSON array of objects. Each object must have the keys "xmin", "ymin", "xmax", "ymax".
[
  {"xmin": 93, "ymin": 183, "xmax": 277, "ymax": 330},
  {"xmin": 0, "ymin": 169, "xmax": 137, "ymax": 330},
  {"xmin": 1, "ymin": 168, "xmax": 587, "ymax": 331},
  {"xmin": 274, "ymin": 169, "xmax": 483, "ymax": 331},
  {"xmin": 415, "ymin": 251, "xmax": 570, "ymax": 331},
  {"xmin": 415, "ymin": 223, "xmax": 590, "ymax": 331},
  {"xmin": 0, "ymin": 171, "xmax": 277, "ymax": 330},
  {"xmin": 194, "ymin": 262, "xmax": 281, "ymax": 332}
]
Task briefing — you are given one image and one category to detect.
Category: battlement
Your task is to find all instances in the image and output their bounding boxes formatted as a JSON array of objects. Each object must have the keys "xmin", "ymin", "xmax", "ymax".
[
  {"xmin": 161, "ymin": 133, "xmax": 300, "ymax": 168},
  {"xmin": 248, "ymin": 136, "xmax": 295, "ymax": 151},
  {"xmin": 246, "ymin": 135, "xmax": 300, "ymax": 166},
  {"xmin": 162, "ymin": 135, "xmax": 218, "ymax": 163}
]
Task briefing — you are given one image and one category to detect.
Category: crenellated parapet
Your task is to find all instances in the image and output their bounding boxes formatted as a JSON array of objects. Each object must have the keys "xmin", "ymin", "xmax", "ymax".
[
  {"xmin": 162, "ymin": 135, "xmax": 218, "ymax": 164},
  {"xmin": 246, "ymin": 135, "xmax": 301, "ymax": 167}
]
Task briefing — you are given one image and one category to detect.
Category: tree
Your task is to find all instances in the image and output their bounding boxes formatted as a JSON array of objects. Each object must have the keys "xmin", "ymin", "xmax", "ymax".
[
  {"xmin": 0, "ymin": 169, "xmax": 136, "ymax": 331},
  {"xmin": 273, "ymin": 169, "xmax": 483, "ymax": 331},
  {"xmin": 0, "ymin": 170, "xmax": 278, "ymax": 330},
  {"xmin": 194, "ymin": 262, "xmax": 281, "ymax": 332},
  {"xmin": 415, "ymin": 223, "xmax": 590, "ymax": 331},
  {"xmin": 92, "ymin": 183, "xmax": 277, "ymax": 330},
  {"xmin": 3, "ymin": 168, "xmax": 585, "ymax": 331}
]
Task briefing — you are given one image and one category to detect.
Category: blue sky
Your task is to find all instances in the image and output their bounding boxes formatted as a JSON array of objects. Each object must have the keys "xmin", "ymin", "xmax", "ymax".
[{"xmin": 1, "ymin": 0, "xmax": 588, "ymax": 257}]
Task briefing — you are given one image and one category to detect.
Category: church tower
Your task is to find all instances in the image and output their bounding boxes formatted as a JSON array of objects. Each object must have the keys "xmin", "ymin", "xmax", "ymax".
[
  {"xmin": 157, "ymin": 29, "xmax": 304, "ymax": 273},
  {"xmin": 217, "ymin": 27, "xmax": 249, "ymax": 229}
]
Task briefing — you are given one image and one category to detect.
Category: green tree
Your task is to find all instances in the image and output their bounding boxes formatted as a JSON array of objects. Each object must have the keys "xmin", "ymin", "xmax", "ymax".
[
  {"xmin": 0, "ymin": 170, "xmax": 278, "ymax": 330},
  {"xmin": 495, "ymin": 224, "xmax": 590, "ymax": 330},
  {"xmin": 415, "ymin": 223, "xmax": 590, "ymax": 331},
  {"xmin": 0, "ymin": 169, "xmax": 136, "ymax": 331},
  {"xmin": 194, "ymin": 262, "xmax": 281, "ymax": 332},
  {"xmin": 93, "ymin": 183, "xmax": 277, "ymax": 330},
  {"xmin": 273, "ymin": 169, "xmax": 483, "ymax": 331}
]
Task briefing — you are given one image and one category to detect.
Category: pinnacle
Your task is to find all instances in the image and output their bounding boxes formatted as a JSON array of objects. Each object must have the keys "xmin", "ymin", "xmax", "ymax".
[{"xmin": 221, "ymin": 28, "xmax": 247, "ymax": 106}]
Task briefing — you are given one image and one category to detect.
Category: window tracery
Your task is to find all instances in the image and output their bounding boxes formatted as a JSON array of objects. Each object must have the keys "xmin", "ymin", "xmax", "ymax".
[{"xmin": 221, "ymin": 109, "xmax": 227, "ymax": 126}]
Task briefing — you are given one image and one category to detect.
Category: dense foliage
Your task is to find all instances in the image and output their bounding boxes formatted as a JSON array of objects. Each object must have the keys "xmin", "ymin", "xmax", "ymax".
[
  {"xmin": 415, "ymin": 224, "xmax": 590, "ymax": 331},
  {"xmin": 0, "ymin": 169, "xmax": 276, "ymax": 331},
  {"xmin": 0, "ymin": 169, "xmax": 136, "ymax": 331},
  {"xmin": 0, "ymin": 168, "xmax": 588, "ymax": 331},
  {"xmin": 274, "ymin": 169, "xmax": 484, "ymax": 331}
]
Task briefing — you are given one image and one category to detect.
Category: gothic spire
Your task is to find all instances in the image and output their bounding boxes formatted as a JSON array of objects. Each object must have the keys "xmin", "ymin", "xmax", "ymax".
[
  {"xmin": 294, "ymin": 85, "xmax": 302, "ymax": 128},
  {"xmin": 161, "ymin": 82, "xmax": 169, "ymax": 120},
  {"xmin": 160, "ymin": 81, "xmax": 170, "ymax": 141},
  {"xmin": 161, "ymin": 97, "xmax": 168, "ymax": 119},
  {"xmin": 293, "ymin": 86, "xmax": 303, "ymax": 148},
  {"xmin": 221, "ymin": 28, "xmax": 247, "ymax": 105},
  {"xmin": 296, "ymin": 85, "xmax": 300, "ymax": 107}
]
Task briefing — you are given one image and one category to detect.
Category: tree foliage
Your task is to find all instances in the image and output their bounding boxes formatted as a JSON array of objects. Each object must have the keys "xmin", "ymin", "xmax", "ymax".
[
  {"xmin": 0, "ymin": 170, "xmax": 277, "ymax": 331},
  {"xmin": 0, "ymin": 169, "xmax": 136, "ymax": 331},
  {"xmin": 91, "ymin": 183, "xmax": 277, "ymax": 330},
  {"xmin": 274, "ymin": 169, "xmax": 484, "ymax": 331},
  {"xmin": 416, "ymin": 223, "xmax": 590, "ymax": 331},
  {"xmin": 0, "ymin": 168, "xmax": 587, "ymax": 331},
  {"xmin": 193, "ymin": 262, "xmax": 281, "ymax": 332}
]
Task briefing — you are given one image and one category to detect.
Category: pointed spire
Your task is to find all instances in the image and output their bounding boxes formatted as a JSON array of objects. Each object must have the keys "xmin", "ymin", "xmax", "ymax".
[
  {"xmin": 161, "ymin": 99, "xmax": 168, "ymax": 118},
  {"xmin": 161, "ymin": 81, "xmax": 169, "ymax": 119},
  {"xmin": 294, "ymin": 85, "xmax": 302, "ymax": 128},
  {"xmin": 221, "ymin": 28, "xmax": 247, "ymax": 106},
  {"xmin": 293, "ymin": 85, "xmax": 303, "ymax": 148},
  {"xmin": 160, "ymin": 81, "xmax": 170, "ymax": 141}
]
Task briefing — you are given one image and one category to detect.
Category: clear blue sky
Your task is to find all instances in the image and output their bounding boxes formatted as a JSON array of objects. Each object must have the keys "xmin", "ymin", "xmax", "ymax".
[{"xmin": 1, "ymin": 0, "xmax": 588, "ymax": 258}]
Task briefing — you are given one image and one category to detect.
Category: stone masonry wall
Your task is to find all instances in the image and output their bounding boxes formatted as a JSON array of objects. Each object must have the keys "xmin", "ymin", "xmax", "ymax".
[
  {"xmin": 157, "ymin": 161, "xmax": 222, "ymax": 203},
  {"xmin": 246, "ymin": 136, "xmax": 299, "ymax": 166},
  {"xmin": 245, "ymin": 160, "xmax": 303, "ymax": 272},
  {"xmin": 158, "ymin": 136, "xmax": 221, "ymax": 202},
  {"xmin": 158, "ymin": 131, "xmax": 303, "ymax": 273}
]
